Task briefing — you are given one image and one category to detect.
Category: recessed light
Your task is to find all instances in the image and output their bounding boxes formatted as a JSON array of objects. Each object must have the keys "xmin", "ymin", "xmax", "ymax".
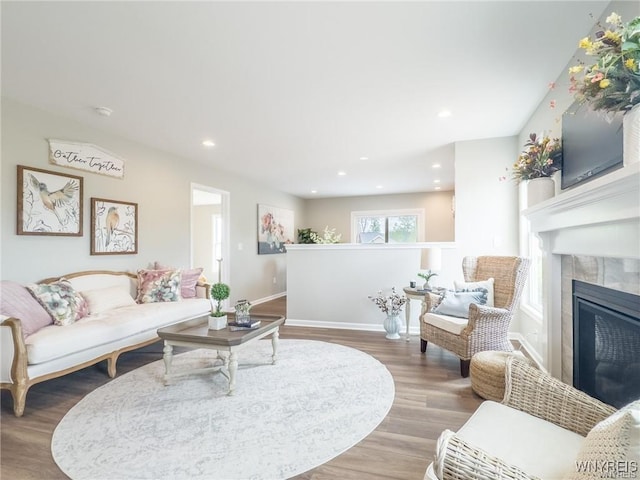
[
  {"xmin": 438, "ymin": 110, "xmax": 452, "ymax": 118},
  {"xmin": 435, "ymin": 186, "xmax": 441, "ymax": 190},
  {"xmin": 376, "ymin": 185, "xmax": 383, "ymax": 189},
  {"xmin": 432, "ymin": 163, "xmax": 441, "ymax": 168},
  {"xmin": 202, "ymin": 140, "xmax": 215, "ymax": 147},
  {"xmin": 434, "ymin": 179, "xmax": 441, "ymax": 184},
  {"xmin": 311, "ymin": 190, "xmax": 318, "ymax": 194},
  {"xmin": 338, "ymin": 171, "xmax": 347, "ymax": 176},
  {"xmin": 95, "ymin": 106, "xmax": 113, "ymax": 117},
  {"xmin": 360, "ymin": 157, "xmax": 369, "ymax": 161}
]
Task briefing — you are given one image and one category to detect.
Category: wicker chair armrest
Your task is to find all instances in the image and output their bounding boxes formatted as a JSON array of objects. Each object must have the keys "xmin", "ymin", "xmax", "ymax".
[
  {"xmin": 461, "ymin": 304, "xmax": 511, "ymax": 337},
  {"xmin": 434, "ymin": 430, "xmax": 539, "ymax": 480},
  {"xmin": 503, "ymin": 357, "xmax": 616, "ymax": 437},
  {"xmin": 421, "ymin": 292, "xmax": 444, "ymax": 314}
]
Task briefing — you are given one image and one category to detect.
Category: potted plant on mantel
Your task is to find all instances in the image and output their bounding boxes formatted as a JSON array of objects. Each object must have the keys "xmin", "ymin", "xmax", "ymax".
[
  {"xmin": 512, "ymin": 133, "xmax": 562, "ymax": 207},
  {"xmin": 209, "ymin": 282, "xmax": 230, "ymax": 330}
]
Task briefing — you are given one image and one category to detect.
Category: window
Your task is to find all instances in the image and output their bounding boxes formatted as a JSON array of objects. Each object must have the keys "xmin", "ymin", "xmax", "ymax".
[
  {"xmin": 351, "ymin": 209, "xmax": 425, "ymax": 243},
  {"xmin": 518, "ymin": 184, "xmax": 543, "ymax": 314}
]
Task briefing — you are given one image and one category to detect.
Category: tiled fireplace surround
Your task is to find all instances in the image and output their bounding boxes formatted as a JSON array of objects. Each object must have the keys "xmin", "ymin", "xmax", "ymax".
[{"xmin": 525, "ymin": 161, "xmax": 639, "ymax": 381}]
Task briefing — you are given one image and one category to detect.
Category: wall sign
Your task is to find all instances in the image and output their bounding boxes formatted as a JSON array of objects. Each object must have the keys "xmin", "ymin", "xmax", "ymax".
[{"xmin": 48, "ymin": 139, "xmax": 125, "ymax": 178}]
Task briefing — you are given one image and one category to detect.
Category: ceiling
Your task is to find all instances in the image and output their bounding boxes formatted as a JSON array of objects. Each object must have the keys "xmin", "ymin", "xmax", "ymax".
[{"xmin": 1, "ymin": 1, "xmax": 610, "ymax": 199}]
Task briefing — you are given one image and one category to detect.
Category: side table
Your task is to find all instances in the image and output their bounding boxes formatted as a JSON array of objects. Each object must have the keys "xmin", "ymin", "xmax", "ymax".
[{"xmin": 402, "ymin": 287, "xmax": 428, "ymax": 342}]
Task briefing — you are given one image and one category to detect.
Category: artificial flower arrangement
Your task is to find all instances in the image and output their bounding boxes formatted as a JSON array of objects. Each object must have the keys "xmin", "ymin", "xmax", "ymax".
[
  {"xmin": 569, "ymin": 12, "xmax": 640, "ymax": 114},
  {"xmin": 309, "ymin": 226, "xmax": 342, "ymax": 244},
  {"xmin": 368, "ymin": 287, "xmax": 407, "ymax": 316},
  {"xmin": 512, "ymin": 133, "xmax": 562, "ymax": 183}
]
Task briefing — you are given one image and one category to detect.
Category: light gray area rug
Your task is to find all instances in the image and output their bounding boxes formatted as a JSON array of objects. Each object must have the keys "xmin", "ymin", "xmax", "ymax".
[{"xmin": 52, "ymin": 339, "xmax": 395, "ymax": 480}]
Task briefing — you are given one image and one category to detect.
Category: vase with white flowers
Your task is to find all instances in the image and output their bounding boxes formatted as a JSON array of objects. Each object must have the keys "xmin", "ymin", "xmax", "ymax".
[{"xmin": 368, "ymin": 287, "xmax": 407, "ymax": 340}]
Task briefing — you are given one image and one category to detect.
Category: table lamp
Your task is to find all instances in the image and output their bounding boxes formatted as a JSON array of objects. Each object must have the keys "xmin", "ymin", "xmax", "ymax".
[{"xmin": 419, "ymin": 247, "xmax": 442, "ymax": 290}]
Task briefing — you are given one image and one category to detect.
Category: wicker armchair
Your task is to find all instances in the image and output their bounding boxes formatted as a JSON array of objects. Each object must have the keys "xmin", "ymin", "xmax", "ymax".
[
  {"xmin": 427, "ymin": 357, "xmax": 616, "ymax": 480},
  {"xmin": 420, "ymin": 256, "xmax": 530, "ymax": 377}
]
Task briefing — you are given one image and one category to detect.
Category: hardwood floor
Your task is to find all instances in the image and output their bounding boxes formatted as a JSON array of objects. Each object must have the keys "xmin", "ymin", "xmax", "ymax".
[{"xmin": 1, "ymin": 296, "xmax": 483, "ymax": 479}]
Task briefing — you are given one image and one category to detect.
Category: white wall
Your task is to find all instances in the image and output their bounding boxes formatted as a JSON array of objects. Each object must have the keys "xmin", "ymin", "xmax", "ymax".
[
  {"xmin": 453, "ymin": 136, "xmax": 520, "ymax": 259},
  {"xmin": 1, "ymin": 98, "xmax": 305, "ymax": 304}
]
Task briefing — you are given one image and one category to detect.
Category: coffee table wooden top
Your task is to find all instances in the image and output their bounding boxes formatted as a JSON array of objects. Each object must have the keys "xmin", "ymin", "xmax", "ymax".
[{"xmin": 158, "ymin": 314, "xmax": 285, "ymax": 347}]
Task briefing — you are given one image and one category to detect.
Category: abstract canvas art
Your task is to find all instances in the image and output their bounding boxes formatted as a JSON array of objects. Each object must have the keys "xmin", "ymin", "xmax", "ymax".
[
  {"xmin": 257, "ymin": 204, "xmax": 294, "ymax": 254},
  {"xmin": 91, "ymin": 197, "xmax": 138, "ymax": 255},
  {"xmin": 17, "ymin": 165, "xmax": 83, "ymax": 236}
]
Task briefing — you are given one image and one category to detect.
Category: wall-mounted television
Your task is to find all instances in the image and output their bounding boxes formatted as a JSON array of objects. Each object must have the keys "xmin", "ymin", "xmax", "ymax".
[{"xmin": 561, "ymin": 102, "xmax": 624, "ymax": 190}]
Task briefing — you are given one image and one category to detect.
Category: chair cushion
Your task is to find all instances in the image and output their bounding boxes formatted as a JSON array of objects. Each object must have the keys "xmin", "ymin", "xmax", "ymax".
[
  {"xmin": 432, "ymin": 290, "xmax": 488, "ymax": 318},
  {"xmin": 453, "ymin": 401, "xmax": 584, "ymax": 479},
  {"xmin": 423, "ymin": 312, "xmax": 468, "ymax": 335},
  {"xmin": 565, "ymin": 400, "xmax": 640, "ymax": 479},
  {"xmin": 454, "ymin": 278, "xmax": 495, "ymax": 307}
]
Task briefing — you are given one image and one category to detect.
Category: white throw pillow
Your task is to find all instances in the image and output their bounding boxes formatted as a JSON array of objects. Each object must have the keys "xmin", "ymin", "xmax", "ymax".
[
  {"xmin": 81, "ymin": 286, "xmax": 136, "ymax": 315},
  {"xmin": 564, "ymin": 400, "xmax": 640, "ymax": 479},
  {"xmin": 454, "ymin": 278, "xmax": 495, "ymax": 307}
]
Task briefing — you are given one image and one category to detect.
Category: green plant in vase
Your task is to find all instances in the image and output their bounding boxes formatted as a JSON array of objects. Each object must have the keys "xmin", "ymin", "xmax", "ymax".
[
  {"xmin": 210, "ymin": 283, "xmax": 230, "ymax": 317},
  {"xmin": 417, "ymin": 270, "xmax": 438, "ymax": 290}
]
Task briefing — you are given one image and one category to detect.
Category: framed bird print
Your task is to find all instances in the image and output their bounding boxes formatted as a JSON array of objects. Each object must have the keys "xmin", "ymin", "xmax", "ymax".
[
  {"xmin": 90, "ymin": 198, "xmax": 138, "ymax": 255},
  {"xmin": 17, "ymin": 165, "xmax": 83, "ymax": 236}
]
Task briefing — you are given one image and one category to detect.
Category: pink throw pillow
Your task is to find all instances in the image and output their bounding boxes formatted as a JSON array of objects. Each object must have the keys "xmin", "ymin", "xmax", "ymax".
[
  {"xmin": 0, "ymin": 280, "xmax": 53, "ymax": 337},
  {"xmin": 136, "ymin": 269, "xmax": 181, "ymax": 303},
  {"xmin": 153, "ymin": 262, "xmax": 203, "ymax": 299}
]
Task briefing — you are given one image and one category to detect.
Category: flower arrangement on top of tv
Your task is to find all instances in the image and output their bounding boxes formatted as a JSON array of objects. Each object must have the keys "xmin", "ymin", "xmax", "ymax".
[
  {"xmin": 569, "ymin": 12, "xmax": 640, "ymax": 115},
  {"xmin": 368, "ymin": 287, "xmax": 407, "ymax": 316},
  {"xmin": 512, "ymin": 133, "xmax": 562, "ymax": 183}
]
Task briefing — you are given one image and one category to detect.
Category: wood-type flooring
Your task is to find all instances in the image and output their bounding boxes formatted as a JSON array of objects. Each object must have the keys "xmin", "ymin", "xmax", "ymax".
[{"xmin": 1, "ymin": 296, "xmax": 483, "ymax": 479}]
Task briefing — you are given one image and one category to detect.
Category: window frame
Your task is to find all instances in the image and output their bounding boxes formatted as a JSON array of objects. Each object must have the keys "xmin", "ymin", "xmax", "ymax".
[{"xmin": 350, "ymin": 208, "xmax": 425, "ymax": 243}]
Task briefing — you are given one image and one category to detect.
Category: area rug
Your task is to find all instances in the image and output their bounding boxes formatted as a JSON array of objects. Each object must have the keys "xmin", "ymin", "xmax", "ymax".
[{"xmin": 52, "ymin": 339, "xmax": 395, "ymax": 480}]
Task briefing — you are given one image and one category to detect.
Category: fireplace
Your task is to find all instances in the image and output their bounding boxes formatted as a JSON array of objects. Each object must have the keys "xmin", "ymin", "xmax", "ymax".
[{"xmin": 573, "ymin": 280, "xmax": 640, "ymax": 408}]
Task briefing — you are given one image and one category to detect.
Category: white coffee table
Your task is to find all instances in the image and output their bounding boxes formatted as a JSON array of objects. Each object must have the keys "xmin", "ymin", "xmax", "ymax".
[{"xmin": 157, "ymin": 314, "xmax": 285, "ymax": 395}]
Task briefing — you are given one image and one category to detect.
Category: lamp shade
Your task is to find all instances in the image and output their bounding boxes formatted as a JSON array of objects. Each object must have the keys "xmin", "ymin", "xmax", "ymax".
[{"xmin": 420, "ymin": 247, "xmax": 442, "ymax": 271}]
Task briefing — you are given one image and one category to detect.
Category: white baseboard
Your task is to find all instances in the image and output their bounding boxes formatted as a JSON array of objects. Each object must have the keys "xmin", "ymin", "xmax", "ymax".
[
  {"xmin": 508, "ymin": 332, "xmax": 546, "ymax": 372},
  {"xmin": 285, "ymin": 318, "xmax": 421, "ymax": 335},
  {"xmin": 250, "ymin": 292, "xmax": 286, "ymax": 305}
]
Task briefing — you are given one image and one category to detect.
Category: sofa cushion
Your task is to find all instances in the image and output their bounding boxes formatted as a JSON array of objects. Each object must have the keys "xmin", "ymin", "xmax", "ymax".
[
  {"xmin": 432, "ymin": 290, "xmax": 488, "ymax": 319},
  {"xmin": 450, "ymin": 401, "xmax": 584, "ymax": 479},
  {"xmin": 565, "ymin": 400, "xmax": 640, "ymax": 479},
  {"xmin": 136, "ymin": 269, "xmax": 181, "ymax": 303},
  {"xmin": 25, "ymin": 298, "xmax": 210, "ymax": 365},
  {"xmin": 454, "ymin": 278, "xmax": 495, "ymax": 307},
  {"xmin": 27, "ymin": 280, "xmax": 89, "ymax": 326},
  {"xmin": 423, "ymin": 312, "xmax": 468, "ymax": 335},
  {"xmin": 0, "ymin": 281, "xmax": 53, "ymax": 338},
  {"xmin": 154, "ymin": 262, "xmax": 204, "ymax": 299},
  {"xmin": 81, "ymin": 286, "xmax": 136, "ymax": 315}
]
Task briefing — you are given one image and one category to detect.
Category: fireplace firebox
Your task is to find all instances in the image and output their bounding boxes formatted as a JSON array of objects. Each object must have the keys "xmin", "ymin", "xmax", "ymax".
[{"xmin": 573, "ymin": 280, "xmax": 640, "ymax": 408}]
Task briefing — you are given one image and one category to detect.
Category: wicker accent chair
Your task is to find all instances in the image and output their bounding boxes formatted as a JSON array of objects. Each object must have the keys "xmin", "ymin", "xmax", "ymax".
[
  {"xmin": 425, "ymin": 357, "xmax": 617, "ymax": 480},
  {"xmin": 420, "ymin": 256, "xmax": 530, "ymax": 377}
]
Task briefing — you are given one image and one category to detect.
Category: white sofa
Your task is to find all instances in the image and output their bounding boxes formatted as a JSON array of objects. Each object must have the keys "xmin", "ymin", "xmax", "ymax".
[
  {"xmin": 1, "ymin": 270, "xmax": 211, "ymax": 417},
  {"xmin": 425, "ymin": 357, "xmax": 639, "ymax": 480}
]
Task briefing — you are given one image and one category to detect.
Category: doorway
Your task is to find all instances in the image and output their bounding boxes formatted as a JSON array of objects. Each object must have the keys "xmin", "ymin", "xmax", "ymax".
[{"xmin": 191, "ymin": 184, "xmax": 230, "ymax": 285}]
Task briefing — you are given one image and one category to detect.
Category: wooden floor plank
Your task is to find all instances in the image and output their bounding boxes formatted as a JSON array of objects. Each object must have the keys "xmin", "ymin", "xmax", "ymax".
[{"xmin": 1, "ymin": 296, "xmax": 483, "ymax": 479}]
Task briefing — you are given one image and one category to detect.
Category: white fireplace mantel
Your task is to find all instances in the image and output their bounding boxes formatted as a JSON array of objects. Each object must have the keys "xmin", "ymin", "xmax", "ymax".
[
  {"xmin": 522, "ymin": 162, "xmax": 640, "ymax": 377},
  {"xmin": 524, "ymin": 162, "xmax": 640, "ymax": 259}
]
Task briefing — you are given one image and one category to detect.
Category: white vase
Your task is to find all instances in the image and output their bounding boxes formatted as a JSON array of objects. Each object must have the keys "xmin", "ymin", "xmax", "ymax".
[
  {"xmin": 208, "ymin": 314, "xmax": 227, "ymax": 330},
  {"xmin": 383, "ymin": 314, "xmax": 402, "ymax": 340},
  {"xmin": 527, "ymin": 177, "xmax": 555, "ymax": 207},
  {"xmin": 623, "ymin": 103, "xmax": 640, "ymax": 167}
]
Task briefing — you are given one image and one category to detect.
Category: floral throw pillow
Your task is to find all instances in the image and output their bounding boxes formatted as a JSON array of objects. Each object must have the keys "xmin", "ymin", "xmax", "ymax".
[
  {"xmin": 136, "ymin": 269, "xmax": 182, "ymax": 303},
  {"xmin": 27, "ymin": 279, "xmax": 89, "ymax": 327}
]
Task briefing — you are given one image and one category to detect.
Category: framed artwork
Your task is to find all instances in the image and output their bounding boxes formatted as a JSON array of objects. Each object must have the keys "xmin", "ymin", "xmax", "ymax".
[
  {"xmin": 258, "ymin": 204, "xmax": 294, "ymax": 255},
  {"xmin": 91, "ymin": 198, "xmax": 138, "ymax": 255},
  {"xmin": 17, "ymin": 165, "xmax": 83, "ymax": 236}
]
